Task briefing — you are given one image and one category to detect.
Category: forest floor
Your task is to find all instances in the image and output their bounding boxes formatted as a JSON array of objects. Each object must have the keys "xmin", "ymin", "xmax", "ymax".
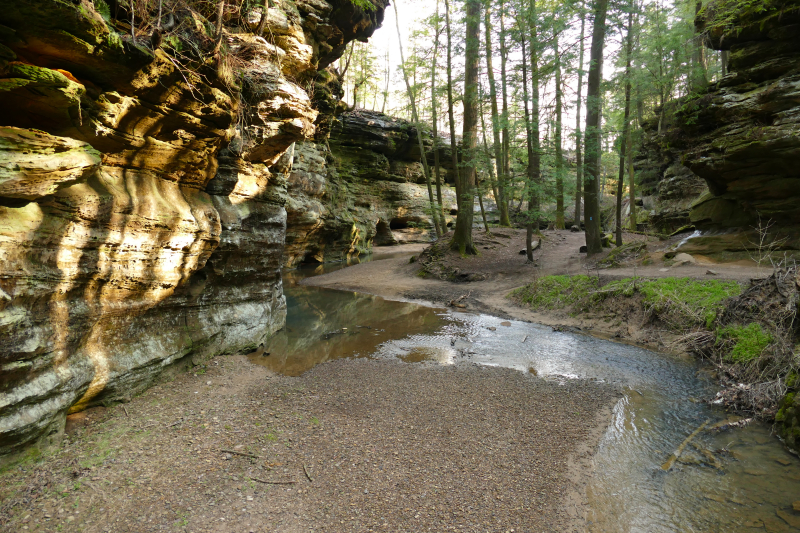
[{"xmin": 304, "ymin": 228, "xmax": 768, "ymax": 355}]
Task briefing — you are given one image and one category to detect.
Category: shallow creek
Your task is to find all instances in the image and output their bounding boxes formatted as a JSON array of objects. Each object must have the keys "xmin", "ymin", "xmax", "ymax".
[{"xmin": 250, "ymin": 253, "xmax": 800, "ymax": 532}]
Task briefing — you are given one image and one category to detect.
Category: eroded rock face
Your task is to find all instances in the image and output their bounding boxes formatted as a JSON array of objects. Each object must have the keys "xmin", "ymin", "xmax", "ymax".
[
  {"xmin": 655, "ymin": 0, "xmax": 800, "ymax": 258},
  {"xmin": 283, "ymin": 110, "xmax": 457, "ymax": 266},
  {"xmin": 635, "ymin": 121, "xmax": 708, "ymax": 234},
  {"xmin": 0, "ymin": 0, "xmax": 386, "ymax": 457}
]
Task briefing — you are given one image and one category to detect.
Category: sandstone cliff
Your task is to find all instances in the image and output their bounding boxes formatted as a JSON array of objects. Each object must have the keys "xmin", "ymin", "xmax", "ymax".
[
  {"xmin": 639, "ymin": 0, "xmax": 800, "ymax": 259},
  {"xmin": 0, "ymin": 0, "xmax": 385, "ymax": 457},
  {"xmin": 284, "ymin": 109, "xmax": 457, "ymax": 266}
]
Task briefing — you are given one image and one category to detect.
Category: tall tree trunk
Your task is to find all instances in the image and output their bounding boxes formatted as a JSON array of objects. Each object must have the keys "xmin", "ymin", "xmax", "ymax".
[
  {"xmin": 554, "ymin": 27, "xmax": 564, "ymax": 230},
  {"xmin": 381, "ymin": 45, "xmax": 389, "ymax": 113},
  {"xmin": 499, "ymin": 7, "xmax": 512, "ymax": 223},
  {"xmin": 484, "ymin": 4, "xmax": 509, "ymax": 227},
  {"xmin": 691, "ymin": 1, "xmax": 708, "ymax": 92},
  {"xmin": 525, "ymin": 0, "xmax": 541, "ymax": 260},
  {"xmin": 394, "ymin": 0, "xmax": 442, "ymax": 238},
  {"xmin": 629, "ymin": 0, "xmax": 640, "ymax": 232},
  {"xmin": 583, "ymin": 0, "xmax": 609, "ymax": 254},
  {"xmin": 480, "ymin": 90, "xmax": 500, "ymax": 224},
  {"xmin": 628, "ymin": 131, "xmax": 637, "ymax": 230},
  {"xmin": 574, "ymin": 0, "xmax": 586, "ymax": 229},
  {"xmin": 451, "ymin": 0, "xmax": 480, "ymax": 254},
  {"xmin": 431, "ymin": 0, "xmax": 446, "ymax": 231},
  {"xmin": 720, "ymin": 49, "xmax": 729, "ymax": 77},
  {"xmin": 519, "ymin": 24, "xmax": 536, "ymax": 263},
  {"xmin": 444, "ymin": 0, "xmax": 463, "ymax": 234},
  {"xmin": 478, "ymin": 193, "xmax": 489, "ymax": 231},
  {"xmin": 615, "ymin": 5, "xmax": 634, "ymax": 247}
]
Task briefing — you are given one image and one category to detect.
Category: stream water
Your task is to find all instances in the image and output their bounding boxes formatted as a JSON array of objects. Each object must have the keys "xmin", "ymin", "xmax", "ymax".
[{"xmin": 250, "ymin": 252, "xmax": 800, "ymax": 532}]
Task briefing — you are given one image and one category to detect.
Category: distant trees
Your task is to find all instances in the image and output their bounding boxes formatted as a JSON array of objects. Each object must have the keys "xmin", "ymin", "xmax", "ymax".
[{"xmin": 326, "ymin": 0, "xmax": 716, "ymax": 253}]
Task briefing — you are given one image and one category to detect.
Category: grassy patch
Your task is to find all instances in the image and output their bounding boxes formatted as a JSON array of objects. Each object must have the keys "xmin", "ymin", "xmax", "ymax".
[
  {"xmin": 603, "ymin": 277, "xmax": 742, "ymax": 328},
  {"xmin": 718, "ymin": 323, "xmax": 773, "ymax": 364},
  {"xmin": 510, "ymin": 275, "xmax": 599, "ymax": 310}
]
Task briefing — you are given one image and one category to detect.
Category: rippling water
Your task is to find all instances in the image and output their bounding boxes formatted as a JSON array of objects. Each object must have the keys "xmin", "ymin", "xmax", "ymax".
[{"xmin": 250, "ymin": 255, "xmax": 800, "ymax": 532}]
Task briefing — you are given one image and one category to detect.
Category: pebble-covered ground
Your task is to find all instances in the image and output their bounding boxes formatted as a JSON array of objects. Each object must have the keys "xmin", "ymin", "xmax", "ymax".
[{"xmin": 0, "ymin": 356, "xmax": 617, "ymax": 533}]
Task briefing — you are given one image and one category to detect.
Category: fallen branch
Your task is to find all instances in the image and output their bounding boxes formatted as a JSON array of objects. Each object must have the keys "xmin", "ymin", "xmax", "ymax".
[
  {"xmin": 303, "ymin": 463, "xmax": 314, "ymax": 482},
  {"xmin": 221, "ymin": 449, "xmax": 260, "ymax": 459},
  {"xmin": 661, "ymin": 419, "xmax": 709, "ymax": 471},
  {"xmin": 247, "ymin": 476, "xmax": 297, "ymax": 485},
  {"xmin": 448, "ymin": 291, "xmax": 472, "ymax": 308}
]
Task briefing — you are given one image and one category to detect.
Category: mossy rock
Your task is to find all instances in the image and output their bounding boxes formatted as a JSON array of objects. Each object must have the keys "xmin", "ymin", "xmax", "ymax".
[{"xmin": 777, "ymin": 391, "xmax": 800, "ymax": 452}]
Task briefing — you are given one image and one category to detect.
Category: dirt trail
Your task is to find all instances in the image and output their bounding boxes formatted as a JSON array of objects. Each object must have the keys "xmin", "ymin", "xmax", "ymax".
[{"xmin": 304, "ymin": 229, "xmax": 767, "ymax": 351}]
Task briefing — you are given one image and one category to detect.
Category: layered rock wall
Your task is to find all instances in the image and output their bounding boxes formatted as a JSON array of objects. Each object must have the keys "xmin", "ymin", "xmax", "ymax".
[
  {"xmin": 639, "ymin": 0, "xmax": 800, "ymax": 257},
  {"xmin": 284, "ymin": 110, "xmax": 456, "ymax": 266},
  {"xmin": 0, "ymin": 0, "xmax": 385, "ymax": 457}
]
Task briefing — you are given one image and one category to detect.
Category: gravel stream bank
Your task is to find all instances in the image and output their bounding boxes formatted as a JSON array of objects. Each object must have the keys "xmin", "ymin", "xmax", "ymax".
[{"xmin": 1, "ymin": 355, "xmax": 617, "ymax": 533}]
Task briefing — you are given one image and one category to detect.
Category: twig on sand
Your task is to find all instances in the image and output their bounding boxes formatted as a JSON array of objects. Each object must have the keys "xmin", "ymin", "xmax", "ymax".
[
  {"xmin": 661, "ymin": 419, "xmax": 709, "ymax": 471},
  {"xmin": 167, "ymin": 419, "xmax": 183, "ymax": 428},
  {"xmin": 303, "ymin": 464, "xmax": 314, "ymax": 482},
  {"xmin": 122, "ymin": 405, "xmax": 129, "ymax": 417},
  {"xmin": 247, "ymin": 476, "xmax": 297, "ymax": 485},
  {"xmin": 221, "ymin": 449, "xmax": 260, "ymax": 459}
]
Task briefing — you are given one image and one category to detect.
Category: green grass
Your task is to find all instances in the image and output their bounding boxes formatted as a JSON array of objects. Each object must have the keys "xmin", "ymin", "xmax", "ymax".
[
  {"xmin": 603, "ymin": 277, "xmax": 742, "ymax": 327},
  {"xmin": 719, "ymin": 323, "xmax": 773, "ymax": 363},
  {"xmin": 510, "ymin": 275, "xmax": 599, "ymax": 310}
]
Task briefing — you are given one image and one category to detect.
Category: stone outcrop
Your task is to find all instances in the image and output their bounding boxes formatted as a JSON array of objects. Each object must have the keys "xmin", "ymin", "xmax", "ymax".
[
  {"xmin": 634, "ymin": 116, "xmax": 708, "ymax": 234},
  {"xmin": 642, "ymin": 0, "xmax": 800, "ymax": 258},
  {"xmin": 283, "ymin": 110, "xmax": 457, "ymax": 266},
  {"xmin": 0, "ymin": 0, "xmax": 386, "ymax": 458}
]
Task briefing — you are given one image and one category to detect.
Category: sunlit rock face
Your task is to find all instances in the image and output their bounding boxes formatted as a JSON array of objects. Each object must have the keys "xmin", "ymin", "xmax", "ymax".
[
  {"xmin": 0, "ymin": 0, "xmax": 386, "ymax": 457},
  {"xmin": 283, "ymin": 110, "xmax": 457, "ymax": 266},
  {"xmin": 641, "ymin": 0, "xmax": 800, "ymax": 259}
]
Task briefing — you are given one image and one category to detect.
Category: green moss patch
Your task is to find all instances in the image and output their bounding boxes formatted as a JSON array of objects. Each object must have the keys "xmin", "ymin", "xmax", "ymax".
[
  {"xmin": 718, "ymin": 323, "xmax": 773, "ymax": 364},
  {"xmin": 509, "ymin": 275, "xmax": 599, "ymax": 310},
  {"xmin": 603, "ymin": 277, "xmax": 741, "ymax": 328}
]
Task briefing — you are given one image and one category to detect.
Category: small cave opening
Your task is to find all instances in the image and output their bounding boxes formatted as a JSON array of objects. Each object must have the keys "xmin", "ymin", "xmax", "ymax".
[
  {"xmin": 374, "ymin": 219, "xmax": 398, "ymax": 246},
  {"xmin": 449, "ymin": 208, "xmax": 458, "ymax": 216},
  {"xmin": 389, "ymin": 218, "xmax": 409, "ymax": 230}
]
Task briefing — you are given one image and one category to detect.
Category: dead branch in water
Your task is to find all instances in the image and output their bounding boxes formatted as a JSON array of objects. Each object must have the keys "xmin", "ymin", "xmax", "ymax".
[{"xmin": 661, "ymin": 419, "xmax": 709, "ymax": 471}]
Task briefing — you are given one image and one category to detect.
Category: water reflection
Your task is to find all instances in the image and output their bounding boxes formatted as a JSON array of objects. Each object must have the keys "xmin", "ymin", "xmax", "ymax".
[{"xmin": 253, "ymin": 255, "xmax": 800, "ymax": 532}]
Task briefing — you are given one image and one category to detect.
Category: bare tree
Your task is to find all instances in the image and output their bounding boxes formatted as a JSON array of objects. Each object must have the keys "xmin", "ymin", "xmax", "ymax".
[
  {"xmin": 583, "ymin": 0, "xmax": 610, "ymax": 254},
  {"xmin": 394, "ymin": 0, "xmax": 442, "ymax": 238},
  {"xmin": 616, "ymin": 2, "xmax": 634, "ymax": 246},
  {"xmin": 484, "ymin": 2, "xmax": 510, "ymax": 227},
  {"xmin": 574, "ymin": 0, "xmax": 586, "ymax": 229},
  {"xmin": 451, "ymin": 0, "xmax": 480, "ymax": 254}
]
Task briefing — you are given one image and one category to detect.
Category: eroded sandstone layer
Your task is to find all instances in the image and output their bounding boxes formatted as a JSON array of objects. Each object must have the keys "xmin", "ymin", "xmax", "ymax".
[
  {"xmin": 0, "ymin": 0, "xmax": 385, "ymax": 457},
  {"xmin": 284, "ymin": 109, "xmax": 457, "ymax": 266},
  {"xmin": 640, "ymin": 0, "xmax": 800, "ymax": 258}
]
